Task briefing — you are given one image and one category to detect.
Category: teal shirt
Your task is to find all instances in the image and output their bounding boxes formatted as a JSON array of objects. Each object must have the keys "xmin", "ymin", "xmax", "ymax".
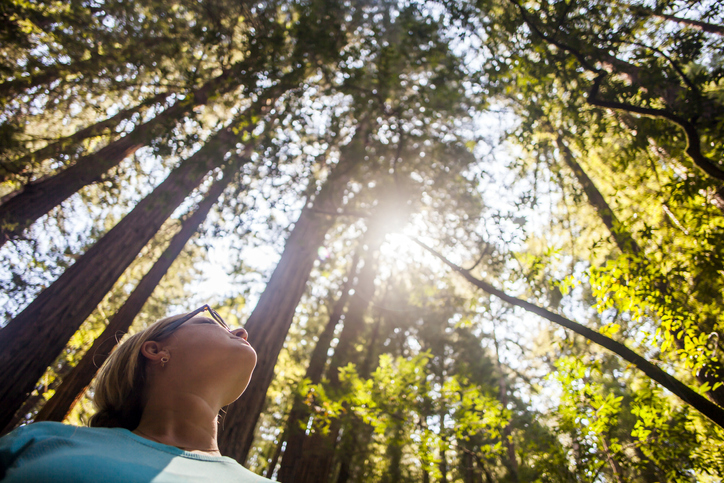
[{"xmin": 0, "ymin": 422, "xmax": 272, "ymax": 482}]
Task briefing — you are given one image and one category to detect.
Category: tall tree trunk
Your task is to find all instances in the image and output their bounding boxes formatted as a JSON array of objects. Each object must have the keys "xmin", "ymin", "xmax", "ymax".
[
  {"xmin": 292, "ymin": 236, "xmax": 382, "ymax": 483},
  {"xmin": 31, "ymin": 163, "xmax": 238, "ymax": 424},
  {"xmin": 333, "ymin": 314, "xmax": 381, "ymax": 483},
  {"xmin": 0, "ymin": 359, "xmax": 73, "ymax": 435},
  {"xmin": 414, "ymin": 239, "xmax": 724, "ymax": 430},
  {"xmin": 277, "ymin": 251, "xmax": 361, "ymax": 482},
  {"xmin": 492, "ymin": 330, "xmax": 519, "ymax": 483},
  {"xmin": 0, "ymin": 56, "xmax": 267, "ymax": 247},
  {"xmin": 217, "ymin": 127, "xmax": 368, "ymax": 463},
  {"xmin": 461, "ymin": 447, "xmax": 483, "ymax": 483},
  {"xmin": 1, "ymin": 91, "xmax": 173, "ymax": 182},
  {"xmin": 0, "ymin": 124, "xmax": 254, "ymax": 430},
  {"xmin": 553, "ymin": 134, "xmax": 641, "ymax": 254}
]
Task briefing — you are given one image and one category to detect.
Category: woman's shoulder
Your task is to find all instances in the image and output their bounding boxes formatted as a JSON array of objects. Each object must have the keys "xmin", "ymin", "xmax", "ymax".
[
  {"xmin": 5, "ymin": 421, "xmax": 112, "ymax": 441},
  {"xmin": 7, "ymin": 421, "xmax": 78, "ymax": 436}
]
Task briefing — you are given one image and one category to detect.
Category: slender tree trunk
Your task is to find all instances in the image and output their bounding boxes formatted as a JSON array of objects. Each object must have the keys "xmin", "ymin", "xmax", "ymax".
[
  {"xmin": 265, "ymin": 428, "xmax": 287, "ymax": 479},
  {"xmin": 326, "ymin": 244, "xmax": 380, "ymax": 387},
  {"xmin": 31, "ymin": 162, "xmax": 238, "ymax": 424},
  {"xmin": 0, "ymin": 57, "xmax": 261, "ymax": 247},
  {"xmin": 277, "ymin": 251, "xmax": 361, "ymax": 482},
  {"xmin": 475, "ymin": 456, "xmax": 495, "ymax": 483},
  {"xmin": 336, "ymin": 459, "xmax": 351, "ymax": 483},
  {"xmin": 461, "ymin": 448, "xmax": 483, "ymax": 483},
  {"xmin": 439, "ymin": 428, "xmax": 449, "ymax": 483},
  {"xmin": 492, "ymin": 330, "xmax": 519, "ymax": 483},
  {"xmin": 329, "ymin": 310, "xmax": 382, "ymax": 483},
  {"xmin": 359, "ymin": 313, "xmax": 382, "ymax": 379},
  {"xmin": 382, "ymin": 422, "xmax": 404, "ymax": 483},
  {"xmin": 0, "ymin": 125, "xmax": 253, "ymax": 430},
  {"xmin": 602, "ymin": 437, "xmax": 626, "ymax": 483},
  {"xmin": 1, "ymin": 91, "xmax": 173, "ymax": 182},
  {"xmin": 553, "ymin": 135, "xmax": 641, "ymax": 254},
  {"xmin": 217, "ymin": 127, "xmax": 368, "ymax": 463},
  {"xmin": 414, "ymin": 239, "xmax": 724, "ymax": 430},
  {"xmin": 333, "ymin": 325, "xmax": 383, "ymax": 483}
]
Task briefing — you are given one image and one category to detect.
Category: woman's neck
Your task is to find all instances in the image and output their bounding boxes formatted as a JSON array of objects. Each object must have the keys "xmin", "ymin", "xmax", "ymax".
[{"xmin": 133, "ymin": 389, "xmax": 222, "ymax": 456}]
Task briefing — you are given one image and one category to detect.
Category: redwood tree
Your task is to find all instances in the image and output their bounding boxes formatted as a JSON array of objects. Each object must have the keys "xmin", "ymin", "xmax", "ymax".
[
  {"xmin": 283, "ymin": 233, "xmax": 382, "ymax": 482},
  {"xmin": 1, "ymin": 90, "xmax": 173, "ymax": 182},
  {"xmin": 217, "ymin": 126, "xmax": 369, "ymax": 463},
  {"xmin": 0, "ymin": 54, "xmax": 267, "ymax": 247},
  {"xmin": 0, "ymin": 122, "xmax": 256, "ymax": 429},
  {"xmin": 29, "ymin": 161, "xmax": 240, "ymax": 426},
  {"xmin": 273, "ymin": 249, "xmax": 361, "ymax": 479}
]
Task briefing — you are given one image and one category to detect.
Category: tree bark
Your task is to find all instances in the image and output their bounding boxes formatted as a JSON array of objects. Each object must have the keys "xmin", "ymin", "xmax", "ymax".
[
  {"xmin": 382, "ymin": 422, "xmax": 404, "ymax": 483},
  {"xmin": 461, "ymin": 447, "xmax": 483, "ymax": 483},
  {"xmin": 0, "ymin": 358, "xmax": 72, "ymax": 436},
  {"xmin": 0, "ymin": 57, "xmax": 258, "ymax": 247},
  {"xmin": 31, "ymin": 162, "xmax": 238, "ymax": 424},
  {"xmin": 217, "ymin": 126, "xmax": 368, "ymax": 464},
  {"xmin": 1, "ymin": 91, "xmax": 173, "ymax": 182},
  {"xmin": 277, "ymin": 251, "xmax": 361, "ymax": 482},
  {"xmin": 414, "ymin": 239, "xmax": 724, "ymax": 431},
  {"xmin": 0, "ymin": 124, "xmax": 252, "ymax": 430}
]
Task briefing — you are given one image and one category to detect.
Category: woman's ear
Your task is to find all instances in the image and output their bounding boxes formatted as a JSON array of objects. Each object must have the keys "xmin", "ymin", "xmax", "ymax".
[{"xmin": 140, "ymin": 341, "xmax": 169, "ymax": 363}]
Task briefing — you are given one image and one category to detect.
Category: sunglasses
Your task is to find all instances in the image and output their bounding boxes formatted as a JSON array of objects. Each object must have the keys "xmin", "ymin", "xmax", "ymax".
[{"xmin": 166, "ymin": 304, "xmax": 231, "ymax": 333}]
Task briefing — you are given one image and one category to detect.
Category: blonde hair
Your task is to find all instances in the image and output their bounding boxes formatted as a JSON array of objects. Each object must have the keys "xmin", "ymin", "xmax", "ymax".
[{"xmin": 89, "ymin": 313, "xmax": 189, "ymax": 429}]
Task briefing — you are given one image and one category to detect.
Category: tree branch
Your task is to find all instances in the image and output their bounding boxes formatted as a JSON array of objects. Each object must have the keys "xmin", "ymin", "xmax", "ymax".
[
  {"xmin": 587, "ymin": 73, "xmax": 724, "ymax": 181},
  {"xmin": 412, "ymin": 237, "xmax": 724, "ymax": 431}
]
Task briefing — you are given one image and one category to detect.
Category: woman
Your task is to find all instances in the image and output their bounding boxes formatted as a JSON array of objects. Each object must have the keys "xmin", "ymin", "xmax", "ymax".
[{"xmin": 0, "ymin": 305, "xmax": 273, "ymax": 482}]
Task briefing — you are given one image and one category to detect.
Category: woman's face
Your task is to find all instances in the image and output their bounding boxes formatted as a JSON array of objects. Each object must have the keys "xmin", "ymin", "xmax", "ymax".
[{"xmin": 158, "ymin": 315, "xmax": 258, "ymax": 406}]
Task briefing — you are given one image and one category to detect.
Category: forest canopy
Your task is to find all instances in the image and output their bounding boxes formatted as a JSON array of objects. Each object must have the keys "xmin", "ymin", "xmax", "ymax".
[{"xmin": 1, "ymin": 0, "xmax": 723, "ymax": 481}]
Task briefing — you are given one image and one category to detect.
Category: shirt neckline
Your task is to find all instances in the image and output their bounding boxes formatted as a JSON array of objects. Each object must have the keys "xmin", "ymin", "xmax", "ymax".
[{"xmin": 111, "ymin": 427, "xmax": 238, "ymax": 463}]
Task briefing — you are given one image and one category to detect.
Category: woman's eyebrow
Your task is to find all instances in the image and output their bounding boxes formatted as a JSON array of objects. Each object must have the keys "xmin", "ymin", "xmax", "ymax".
[
  {"xmin": 198, "ymin": 318, "xmax": 228, "ymax": 329},
  {"xmin": 192, "ymin": 318, "xmax": 217, "ymax": 325}
]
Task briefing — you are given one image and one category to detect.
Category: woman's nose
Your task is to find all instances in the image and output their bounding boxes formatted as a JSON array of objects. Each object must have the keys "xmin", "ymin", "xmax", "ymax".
[{"xmin": 232, "ymin": 327, "xmax": 248, "ymax": 340}]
